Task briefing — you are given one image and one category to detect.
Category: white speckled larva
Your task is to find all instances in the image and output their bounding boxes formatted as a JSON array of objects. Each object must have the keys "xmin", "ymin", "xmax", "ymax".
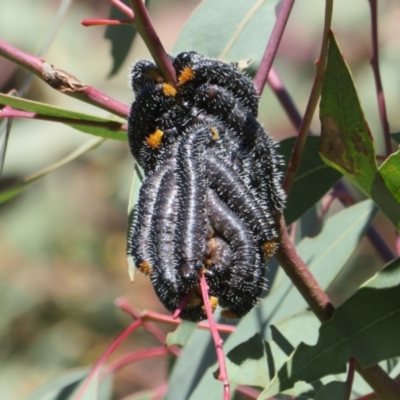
[{"xmin": 127, "ymin": 52, "xmax": 285, "ymax": 322}]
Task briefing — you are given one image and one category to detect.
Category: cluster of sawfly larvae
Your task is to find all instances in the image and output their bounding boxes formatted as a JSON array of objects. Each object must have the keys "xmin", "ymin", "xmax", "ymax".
[{"xmin": 127, "ymin": 51, "xmax": 286, "ymax": 322}]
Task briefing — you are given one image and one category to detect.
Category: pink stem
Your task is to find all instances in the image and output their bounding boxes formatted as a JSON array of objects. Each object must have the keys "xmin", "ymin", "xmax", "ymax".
[
  {"xmin": 253, "ymin": 0, "xmax": 295, "ymax": 95},
  {"xmin": 346, "ymin": 358, "xmax": 356, "ymax": 400},
  {"xmin": 172, "ymin": 291, "xmax": 194, "ymax": 319},
  {"xmin": 368, "ymin": 0, "xmax": 391, "ymax": 156},
  {"xmin": 128, "ymin": 0, "xmax": 177, "ymax": 85},
  {"xmin": 115, "ymin": 298, "xmax": 180, "ymax": 357},
  {"xmin": 151, "ymin": 383, "xmax": 169, "ymax": 400},
  {"xmin": 109, "ymin": 0, "xmax": 134, "ymax": 18},
  {"xmin": 82, "ymin": 18, "xmax": 133, "ymax": 26},
  {"xmin": 199, "ymin": 274, "xmax": 230, "ymax": 400},
  {"xmin": 107, "ymin": 346, "xmax": 169, "ymax": 373},
  {"xmin": 0, "ymin": 106, "xmax": 127, "ymax": 131},
  {"xmin": 267, "ymin": 68, "xmax": 304, "ymax": 131},
  {"xmin": 75, "ymin": 320, "xmax": 142, "ymax": 400},
  {"xmin": 236, "ymin": 385, "xmax": 261, "ymax": 399},
  {"xmin": 0, "ymin": 39, "xmax": 130, "ymax": 118}
]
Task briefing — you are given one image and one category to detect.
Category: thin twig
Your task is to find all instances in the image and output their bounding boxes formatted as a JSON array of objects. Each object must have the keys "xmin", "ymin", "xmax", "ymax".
[
  {"xmin": 253, "ymin": 0, "xmax": 295, "ymax": 95},
  {"xmin": 200, "ymin": 274, "xmax": 230, "ymax": 400},
  {"xmin": 109, "ymin": 0, "xmax": 134, "ymax": 18},
  {"xmin": 172, "ymin": 291, "xmax": 194, "ymax": 319},
  {"xmin": 282, "ymin": 1, "xmax": 333, "ymax": 195},
  {"xmin": 82, "ymin": 18, "xmax": 133, "ymax": 26},
  {"xmin": 267, "ymin": 68, "xmax": 303, "ymax": 130},
  {"xmin": 128, "ymin": 0, "xmax": 177, "ymax": 85},
  {"xmin": 346, "ymin": 358, "xmax": 356, "ymax": 400},
  {"xmin": 0, "ymin": 39, "xmax": 130, "ymax": 118},
  {"xmin": 275, "ymin": 214, "xmax": 335, "ymax": 321},
  {"xmin": 368, "ymin": 0, "xmax": 391, "ymax": 156},
  {"xmin": 107, "ymin": 347, "xmax": 169, "ymax": 373},
  {"xmin": 75, "ymin": 320, "xmax": 142, "ymax": 400}
]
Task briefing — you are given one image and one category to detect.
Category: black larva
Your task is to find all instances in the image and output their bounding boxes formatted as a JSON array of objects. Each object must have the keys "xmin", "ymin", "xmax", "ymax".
[{"xmin": 127, "ymin": 52, "xmax": 285, "ymax": 322}]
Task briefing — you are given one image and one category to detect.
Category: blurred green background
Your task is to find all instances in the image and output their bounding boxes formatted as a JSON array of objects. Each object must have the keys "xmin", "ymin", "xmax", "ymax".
[{"xmin": 0, "ymin": 0, "xmax": 399, "ymax": 398}]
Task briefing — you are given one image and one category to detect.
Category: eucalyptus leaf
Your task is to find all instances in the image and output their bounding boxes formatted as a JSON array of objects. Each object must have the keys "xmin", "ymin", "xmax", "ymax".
[
  {"xmin": 259, "ymin": 257, "xmax": 400, "ymax": 398},
  {"xmin": 27, "ymin": 367, "xmax": 112, "ymax": 400},
  {"xmin": 174, "ymin": 0, "xmax": 279, "ymax": 69},
  {"xmin": 319, "ymin": 34, "xmax": 400, "ymax": 229},
  {"xmin": 0, "ymin": 93, "xmax": 127, "ymax": 141}
]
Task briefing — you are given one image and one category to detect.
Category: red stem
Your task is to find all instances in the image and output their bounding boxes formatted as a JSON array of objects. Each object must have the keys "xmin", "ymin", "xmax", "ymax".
[
  {"xmin": 109, "ymin": 0, "xmax": 134, "ymax": 18},
  {"xmin": 199, "ymin": 274, "xmax": 230, "ymax": 400},
  {"xmin": 172, "ymin": 291, "xmax": 194, "ymax": 319},
  {"xmin": 275, "ymin": 215, "xmax": 336, "ymax": 322},
  {"xmin": 115, "ymin": 298, "xmax": 168, "ymax": 345},
  {"xmin": 107, "ymin": 347, "xmax": 169, "ymax": 373},
  {"xmin": 267, "ymin": 68, "xmax": 304, "ymax": 131},
  {"xmin": 355, "ymin": 394, "xmax": 376, "ymax": 400},
  {"xmin": 253, "ymin": 0, "xmax": 295, "ymax": 96},
  {"xmin": 82, "ymin": 18, "xmax": 133, "ymax": 26},
  {"xmin": 0, "ymin": 39, "xmax": 129, "ymax": 118},
  {"xmin": 282, "ymin": 1, "xmax": 333, "ymax": 195},
  {"xmin": 128, "ymin": 0, "xmax": 177, "ymax": 85},
  {"xmin": 368, "ymin": 0, "xmax": 391, "ymax": 156},
  {"xmin": 346, "ymin": 358, "xmax": 356, "ymax": 400},
  {"xmin": 75, "ymin": 320, "xmax": 142, "ymax": 400},
  {"xmin": 139, "ymin": 309, "xmax": 235, "ymax": 334}
]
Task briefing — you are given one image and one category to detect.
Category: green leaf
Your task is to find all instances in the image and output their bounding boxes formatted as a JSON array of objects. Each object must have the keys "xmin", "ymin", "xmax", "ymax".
[
  {"xmin": 223, "ymin": 333, "xmax": 270, "ymax": 388},
  {"xmin": 105, "ymin": 0, "xmax": 137, "ymax": 77},
  {"xmin": 259, "ymin": 257, "xmax": 400, "ymax": 398},
  {"xmin": 278, "ymin": 136, "xmax": 342, "ymax": 224},
  {"xmin": 174, "ymin": 0, "xmax": 279, "ymax": 68},
  {"xmin": 319, "ymin": 34, "xmax": 400, "ymax": 229},
  {"xmin": 315, "ymin": 381, "xmax": 347, "ymax": 400},
  {"xmin": 166, "ymin": 321, "xmax": 197, "ymax": 347},
  {"xmin": 166, "ymin": 328, "xmax": 224, "ymax": 400},
  {"xmin": 379, "ymin": 150, "xmax": 400, "ymax": 203},
  {"xmin": 0, "ymin": 93, "xmax": 127, "ymax": 141},
  {"xmin": 0, "ymin": 137, "xmax": 104, "ymax": 204},
  {"xmin": 27, "ymin": 367, "xmax": 112, "ymax": 400}
]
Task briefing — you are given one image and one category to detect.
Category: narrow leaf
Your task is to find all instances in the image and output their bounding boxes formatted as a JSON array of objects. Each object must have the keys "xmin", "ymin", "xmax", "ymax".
[
  {"xmin": 319, "ymin": 34, "xmax": 400, "ymax": 229},
  {"xmin": 259, "ymin": 257, "xmax": 400, "ymax": 398},
  {"xmin": 0, "ymin": 137, "xmax": 104, "ymax": 204},
  {"xmin": 27, "ymin": 367, "xmax": 112, "ymax": 400},
  {"xmin": 0, "ymin": 93, "xmax": 127, "ymax": 141},
  {"xmin": 174, "ymin": 0, "xmax": 279, "ymax": 69},
  {"xmin": 279, "ymin": 136, "xmax": 342, "ymax": 224}
]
